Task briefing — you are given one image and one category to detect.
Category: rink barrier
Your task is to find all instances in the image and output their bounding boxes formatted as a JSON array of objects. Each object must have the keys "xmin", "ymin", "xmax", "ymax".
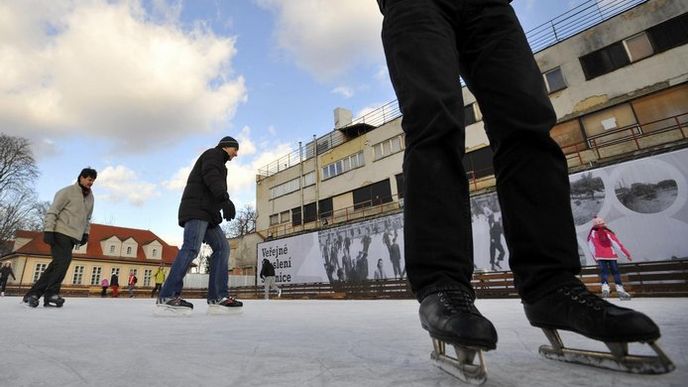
[{"xmin": 2, "ymin": 259, "xmax": 685, "ymax": 299}]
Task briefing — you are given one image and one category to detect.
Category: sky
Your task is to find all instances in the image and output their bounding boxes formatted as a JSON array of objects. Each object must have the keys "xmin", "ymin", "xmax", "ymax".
[
  {"xmin": 0, "ymin": 0, "xmax": 600, "ymax": 246},
  {"xmin": 1, "ymin": 297, "xmax": 685, "ymax": 386}
]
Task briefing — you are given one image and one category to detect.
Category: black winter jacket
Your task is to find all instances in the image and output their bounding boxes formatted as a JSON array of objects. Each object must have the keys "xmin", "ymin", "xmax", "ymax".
[
  {"xmin": 260, "ymin": 260, "xmax": 276, "ymax": 278},
  {"xmin": 178, "ymin": 147, "xmax": 230, "ymax": 227}
]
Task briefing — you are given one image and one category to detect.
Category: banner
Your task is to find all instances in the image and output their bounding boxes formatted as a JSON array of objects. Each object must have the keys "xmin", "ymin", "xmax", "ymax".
[{"xmin": 258, "ymin": 148, "xmax": 688, "ymax": 283}]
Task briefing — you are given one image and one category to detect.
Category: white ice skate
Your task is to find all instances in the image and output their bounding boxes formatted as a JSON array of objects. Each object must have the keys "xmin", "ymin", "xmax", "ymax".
[
  {"xmin": 538, "ymin": 328, "xmax": 675, "ymax": 374},
  {"xmin": 430, "ymin": 338, "xmax": 488, "ymax": 385},
  {"xmin": 615, "ymin": 284, "xmax": 631, "ymax": 301},
  {"xmin": 601, "ymin": 283, "xmax": 610, "ymax": 298},
  {"xmin": 153, "ymin": 297, "xmax": 193, "ymax": 317}
]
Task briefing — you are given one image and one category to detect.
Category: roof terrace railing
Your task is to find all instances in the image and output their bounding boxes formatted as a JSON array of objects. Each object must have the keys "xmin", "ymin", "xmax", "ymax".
[{"xmin": 257, "ymin": 0, "xmax": 649, "ymax": 180}]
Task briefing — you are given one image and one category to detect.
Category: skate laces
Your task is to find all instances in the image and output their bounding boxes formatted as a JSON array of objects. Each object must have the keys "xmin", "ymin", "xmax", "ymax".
[
  {"xmin": 557, "ymin": 285, "xmax": 607, "ymax": 311},
  {"xmin": 438, "ymin": 290, "xmax": 477, "ymax": 314}
]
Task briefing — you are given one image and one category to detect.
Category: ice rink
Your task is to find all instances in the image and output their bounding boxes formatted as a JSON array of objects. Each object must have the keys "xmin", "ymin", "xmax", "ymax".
[{"xmin": 0, "ymin": 296, "xmax": 685, "ymax": 387}]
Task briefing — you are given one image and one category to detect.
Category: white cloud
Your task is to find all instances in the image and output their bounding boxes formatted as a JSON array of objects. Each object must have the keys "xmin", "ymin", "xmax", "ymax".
[
  {"xmin": 0, "ymin": 0, "xmax": 247, "ymax": 151},
  {"xmin": 98, "ymin": 165, "xmax": 159, "ymax": 206},
  {"xmin": 256, "ymin": 0, "xmax": 383, "ymax": 81},
  {"xmin": 332, "ymin": 86, "xmax": 354, "ymax": 99}
]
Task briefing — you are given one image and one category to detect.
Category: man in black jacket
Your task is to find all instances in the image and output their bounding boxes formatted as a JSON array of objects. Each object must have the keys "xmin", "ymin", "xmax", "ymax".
[
  {"xmin": 157, "ymin": 136, "xmax": 243, "ymax": 315},
  {"xmin": 259, "ymin": 259, "xmax": 281, "ymax": 300}
]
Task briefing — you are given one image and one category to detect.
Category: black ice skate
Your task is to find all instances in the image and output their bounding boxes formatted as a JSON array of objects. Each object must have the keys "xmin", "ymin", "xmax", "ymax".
[
  {"xmin": 524, "ymin": 284, "xmax": 674, "ymax": 374},
  {"xmin": 420, "ymin": 290, "xmax": 498, "ymax": 384},
  {"xmin": 154, "ymin": 297, "xmax": 193, "ymax": 317},
  {"xmin": 22, "ymin": 294, "xmax": 39, "ymax": 308},
  {"xmin": 207, "ymin": 297, "xmax": 243, "ymax": 315},
  {"xmin": 44, "ymin": 294, "xmax": 65, "ymax": 307}
]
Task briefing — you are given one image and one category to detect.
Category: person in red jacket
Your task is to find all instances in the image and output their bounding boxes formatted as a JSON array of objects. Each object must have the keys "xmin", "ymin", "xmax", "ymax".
[{"xmin": 587, "ymin": 217, "xmax": 632, "ymax": 300}]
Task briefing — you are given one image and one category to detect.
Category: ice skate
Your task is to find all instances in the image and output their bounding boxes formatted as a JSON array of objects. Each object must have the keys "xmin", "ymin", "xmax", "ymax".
[
  {"xmin": 207, "ymin": 297, "xmax": 243, "ymax": 315},
  {"xmin": 154, "ymin": 297, "xmax": 193, "ymax": 317},
  {"xmin": 277, "ymin": 288, "xmax": 282, "ymax": 298},
  {"xmin": 44, "ymin": 294, "xmax": 65, "ymax": 307},
  {"xmin": 420, "ymin": 290, "xmax": 497, "ymax": 384},
  {"xmin": 615, "ymin": 284, "xmax": 631, "ymax": 301},
  {"xmin": 22, "ymin": 294, "xmax": 39, "ymax": 308},
  {"xmin": 524, "ymin": 283, "xmax": 674, "ymax": 374},
  {"xmin": 601, "ymin": 283, "xmax": 610, "ymax": 298}
]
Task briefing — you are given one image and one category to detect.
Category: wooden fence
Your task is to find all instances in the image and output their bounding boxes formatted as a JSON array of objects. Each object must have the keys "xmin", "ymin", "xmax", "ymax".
[{"xmin": 4, "ymin": 259, "xmax": 686, "ymax": 300}]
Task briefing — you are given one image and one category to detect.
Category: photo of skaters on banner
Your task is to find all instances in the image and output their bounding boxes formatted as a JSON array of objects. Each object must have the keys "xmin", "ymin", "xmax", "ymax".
[{"xmin": 317, "ymin": 213, "xmax": 404, "ymax": 284}]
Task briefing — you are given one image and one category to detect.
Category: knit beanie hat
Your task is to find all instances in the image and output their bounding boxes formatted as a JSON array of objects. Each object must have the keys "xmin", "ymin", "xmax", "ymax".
[{"xmin": 218, "ymin": 136, "xmax": 239, "ymax": 149}]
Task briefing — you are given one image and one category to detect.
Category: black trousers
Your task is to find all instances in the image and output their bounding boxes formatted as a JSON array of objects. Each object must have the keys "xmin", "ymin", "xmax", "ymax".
[
  {"xmin": 381, "ymin": 0, "xmax": 581, "ymax": 303},
  {"xmin": 27, "ymin": 233, "xmax": 75, "ymax": 297}
]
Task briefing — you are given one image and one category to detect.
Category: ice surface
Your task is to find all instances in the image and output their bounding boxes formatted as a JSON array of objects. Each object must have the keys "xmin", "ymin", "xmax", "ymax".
[{"xmin": 0, "ymin": 297, "xmax": 685, "ymax": 386}]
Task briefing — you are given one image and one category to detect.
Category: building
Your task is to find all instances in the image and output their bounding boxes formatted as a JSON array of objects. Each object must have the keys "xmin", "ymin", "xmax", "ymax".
[
  {"xmin": 0, "ymin": 223, "xmax": 179, "ymax": 293},
  {"xmin": 255, "ymin": 0, "xmax": 688, "ymax": 241}
]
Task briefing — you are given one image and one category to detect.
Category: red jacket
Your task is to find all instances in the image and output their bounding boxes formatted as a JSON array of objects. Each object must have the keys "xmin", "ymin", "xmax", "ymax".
[{"xmin": 587, "ymin": 226, "xmax": 631, "ymax": 261}]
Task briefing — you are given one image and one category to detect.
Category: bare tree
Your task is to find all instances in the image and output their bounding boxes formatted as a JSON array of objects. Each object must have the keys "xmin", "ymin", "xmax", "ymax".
[
  {"xmin": 223, "ymin": 204, "xmax": 257, "ymax": 238},
  {"xmin": 0, "ymin": 133, "xmax": 41, "ymax": 254}
]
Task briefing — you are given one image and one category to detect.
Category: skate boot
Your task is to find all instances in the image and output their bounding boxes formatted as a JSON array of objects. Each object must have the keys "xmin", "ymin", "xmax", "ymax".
[
  {"xmin": 277, "ymin": 288, "xmax": 282, "ymax": 298},
  {"xmin": 615, "ymin": 284, "xmax": 631, "ymax": 301},
  {"xmin": 420, "ymin": 289, "xmax": 497, "ymax": 384},
  {"xmin": 524, "ymin": 282, "xmax": 674, "ymax": 374},
  {"xmin": 22, "ymin": 294, "xmax": 40, "ymax": 308},
  {"xmin": 207, "ymin": 297, "xmax": 243, "ymax": 315},
  {"xmin": 154, "ymin": 297, "xmax": 193, "ymax": 317},
  {"xmin": 44, "ymin": 294, "xmax": 65, "ymax": 307},
  {"xmin": 601, "ymin": 283, "xmax": 610, "ymax": 298}
]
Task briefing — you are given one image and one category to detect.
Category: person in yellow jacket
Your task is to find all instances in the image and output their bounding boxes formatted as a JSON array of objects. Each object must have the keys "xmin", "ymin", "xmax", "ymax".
[{"xmin": 151, "ymin": 265, "xmax": 166, "ymax": 298}]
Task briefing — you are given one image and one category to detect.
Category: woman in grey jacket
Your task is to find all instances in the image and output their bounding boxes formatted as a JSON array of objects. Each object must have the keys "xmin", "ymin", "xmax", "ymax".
[{"xmin": 23, "ymin": 168, "xmax": 96, "ymax": 308}]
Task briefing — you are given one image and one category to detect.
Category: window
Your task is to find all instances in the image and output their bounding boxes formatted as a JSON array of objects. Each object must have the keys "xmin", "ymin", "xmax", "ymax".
[
  {"xmin": 395, "ymin": 173, "xmax": 405, "ymax": 199},
  {"xmin": 32, "ymin": 263, "xmax": 47, "ymax": 283},
  {"xmin": 303, "ymin": 202, "xmax": 318, "ymax": 223},
  {"xmin": 126, "ymin": 246, "xmax": 132, "ymax": 255},
  {"xmin": 319, "ymin": 197, "xmax": 333, "ymax": 219},
  {"xmin": 303, "ymin": 171, "xmax": 315, "ymax": 187},
  {"xmin": 373, "ymin": 135, "xmax": 404, "ymax": 160},
  {"xmin": 291, "ymin": 206, "xmax": 302, "ymax": 226},
  {"xmin": 464, "ymin": 104, "xmax": 477, "ymax": 126},
  {"xmin": 647, "ymin": 13, "xmax": 688, "ymax": 54},
  {"xmin": 463, "ymin": 146, "xmax": 494, "ymax": 180},
  {"xmin": 580, "ymin": 41, "xmax": 630, "ymax": 80},
  {"xmin": 353, "ymin": 180, "xmax": 392, "ymax": 209},
  {"xmin": 269, "ymin": 177, "xmax": 301, "ymax": 199},
  {"xmin": 109, "ymin": 245, "xmax": 116, "ymax": 254},
  {"xmin": 544, "ymin": 67, "xmax": 566, "ymax": 93},
  {"xmin": 269, "ymin": 214, "xmax": 279, "ymax": 226},
  {"xmin": 90, "ymin": 266, "xmax": 102, "ymax": 286},
  {"xmin": 280, "ymin": 210, "xmax": 291, "ymax": 223},
  {"xmin": 624, "ymin": 32, "xmax": 653, "ymax": 62},
  {"xmin": 322, "ymin": 152, "xmax": 365, "ymax": 180},
  {"xmin": 72, "ymin": 265, "xmax": 84, "ymax": 285},
  {"xmin": 111, "ymin": 267, "xmax": 120, "ymax": 277},
  {"xmin": 152, "ymin": 249, "xmax": 157, "ymax": 258},
  {"xmin": 143, "ymin": 269, "xmax": 152, "ymax": 287}
]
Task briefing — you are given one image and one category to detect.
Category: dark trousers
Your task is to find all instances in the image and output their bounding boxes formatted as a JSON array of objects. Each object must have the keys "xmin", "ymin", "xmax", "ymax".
[
  {"xmin": 0, "ymin": 277, "xmax": 8, "ymax": 292},
  {"xmin": 598, "ymin": 260, "xmax": 623, "ymax": 285},
  {"xmin": 27, "ymin": 233, "xmax": 75, "ymax": 297},
  {"xmin": 151, "ymin": 283, "xmax": 162, "ymax": 297},
  {"xmin": 381, "ymin": 0, "xmax": 581, "ymax": 303}
]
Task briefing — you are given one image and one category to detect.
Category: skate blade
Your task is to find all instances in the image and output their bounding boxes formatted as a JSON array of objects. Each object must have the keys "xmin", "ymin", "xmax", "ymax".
[
  {"xmin": 153, "ymin": 304, "xmax": 192, "ymax": 317},
  {"xmin": 207, "ymin": 305, "xmax": 243, "ymax": 315},
  {"xmin": 539, "ymin": 328, "xmax": 675, "ymax": 374},
  {"xmin": 430, "ymin": 338, "xmax": 487, "ymax": 385}
]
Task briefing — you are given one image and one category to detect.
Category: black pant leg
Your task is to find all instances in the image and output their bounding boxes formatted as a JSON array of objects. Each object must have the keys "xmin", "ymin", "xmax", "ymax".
[
  {"xmin": 457, "ymin": 1, "xmax": 581, "ymax": 302},
  {"xmin": 29, "ymin": 233, "xmax": 75, "ymax": 297}
]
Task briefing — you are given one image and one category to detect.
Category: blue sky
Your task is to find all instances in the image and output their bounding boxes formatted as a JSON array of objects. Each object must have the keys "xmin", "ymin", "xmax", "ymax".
[{"xmin": 1, "ymin": 0, "xmax": 593, "ymax": 246}]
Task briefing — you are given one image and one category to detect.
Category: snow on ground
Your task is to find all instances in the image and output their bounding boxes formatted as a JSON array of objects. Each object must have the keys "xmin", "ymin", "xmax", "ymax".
[{"xmin": 0, "ymin": 296, "xmax": 686, "ymax": 387}]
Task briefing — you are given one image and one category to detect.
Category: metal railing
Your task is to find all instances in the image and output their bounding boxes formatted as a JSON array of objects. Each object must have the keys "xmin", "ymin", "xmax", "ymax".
[{"xmin": 256, "ymin": 0, "xmax": 648, "ymax": 181}]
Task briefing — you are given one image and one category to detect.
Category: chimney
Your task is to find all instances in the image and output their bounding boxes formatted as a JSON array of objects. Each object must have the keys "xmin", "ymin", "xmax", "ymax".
[{"xmin": 334, "ymin": 107, "xmax": 352, "ymax": 129}]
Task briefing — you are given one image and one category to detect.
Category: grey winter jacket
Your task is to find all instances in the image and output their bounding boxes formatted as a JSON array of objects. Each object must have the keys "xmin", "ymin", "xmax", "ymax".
[{"xmin": 44, "ymin": 183, "xmax": 94, "ymax": 241}]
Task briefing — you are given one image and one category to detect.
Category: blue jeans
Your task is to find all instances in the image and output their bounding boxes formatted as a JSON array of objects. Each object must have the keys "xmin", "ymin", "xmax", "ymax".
[
  {"xmin": 598, "ymin": 260, "xmax": 622, "ymax": 285},
  {"xmin": 160, "ymin": 219, "xmax": 229, "ymax": 301}
]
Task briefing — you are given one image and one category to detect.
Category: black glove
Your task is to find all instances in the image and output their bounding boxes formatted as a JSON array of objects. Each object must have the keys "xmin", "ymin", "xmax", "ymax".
[
  {"xmin": 80, "ymin": 233, "xmax": 89, "ymax": 245},
  {"xmin": 43, "ymin": 231, "xmax": 55, "ymax": 246},
  {"xmin": 222, "ymin": 199, "xmax": 236, "ymax": 221}
]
